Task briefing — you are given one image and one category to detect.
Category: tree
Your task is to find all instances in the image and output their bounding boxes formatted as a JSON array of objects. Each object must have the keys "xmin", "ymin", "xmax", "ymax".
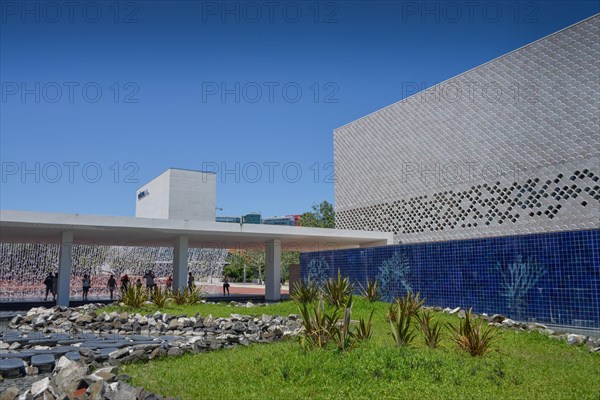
[{"xmin": 298, "ymin": 201, "xmax": 335, "ymax": 228}]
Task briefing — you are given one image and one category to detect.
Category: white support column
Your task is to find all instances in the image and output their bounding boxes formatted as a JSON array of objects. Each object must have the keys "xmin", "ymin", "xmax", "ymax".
[
  {"xmin": 57, "ymin": 231, "xmax": 73, "ymax": 307},
  {"xmin": 173, "ymin": 236, "xmax": 189, "ymax": 291},
  {"xmin": 264, "ymin": 239, "xmax": 281, "ymax": 301}
]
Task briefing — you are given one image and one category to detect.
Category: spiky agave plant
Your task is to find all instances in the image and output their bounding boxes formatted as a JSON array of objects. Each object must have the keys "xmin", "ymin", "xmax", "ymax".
[
  {"xmin": 322, "ymin": 269, "xmax": 353, "ymax": 308},
  {"xmin": 171, "ymin": 288, "xmax": 188, "ymax": 305},
  {"xmin": 331, "ymin": 295, "xmax": 354, "ymax": 352},
  {"xmin": 298, "ymin": 297, "xmax": 340, "ymax": 350},
  {"xmin": 357, "ymin": 277, "xmax": 380, "ymax": 302},
  {"xmin": 387, "ymin": 291, "xmax": 425, "ymax": 322},
  {"xmin": 389, "ymin": 300, "xmax": 417, "ymax": 348},
  {"xmin": 416, "ymin": 310, "xmax": 442, "ymax": 349},
  {"xmin": 121, "ymin": 285, "xmax": 148, "ymax": 309},
  {"xmin": 448, "ymin": 308, "xmax": 499, "ymax": 356},
  {"xmin": 291, "ymin": 279, "xmax": 320, "ymax": 305},
  {"xmin": 151, "ymin": 286, "xmax": 169, "ymax": 308},
  {"xmin": 355, "ymin": 309, "xmax": 375, "ymax": 342},
  {"xmin": 187, "ymin": 287, "xmax": 205, "ymax": 305}
]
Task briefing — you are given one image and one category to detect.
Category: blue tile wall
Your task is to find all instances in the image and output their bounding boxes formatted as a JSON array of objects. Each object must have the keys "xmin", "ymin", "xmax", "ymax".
[{"xmin": 300, "ymin": 229, "xmax": 600, "ymax": 329}]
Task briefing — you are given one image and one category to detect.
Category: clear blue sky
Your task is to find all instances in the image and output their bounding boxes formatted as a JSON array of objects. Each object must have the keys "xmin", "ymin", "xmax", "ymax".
[{"xmin": 1, "ymin": 1, "xmax": 598, "ymax": 218}]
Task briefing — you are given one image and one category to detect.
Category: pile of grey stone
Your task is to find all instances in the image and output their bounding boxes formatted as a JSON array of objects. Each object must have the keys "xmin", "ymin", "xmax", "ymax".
[
  {"xmin": 1, "ymin": 304, "xmax": 302, "ymax": 397},
  {"xmin": 1, "ymin": 355, "xmax": 174, "ymax": 400},
  {"xmin": 439, "ymin": 306, "xmax": 600, "ymax": 352}
]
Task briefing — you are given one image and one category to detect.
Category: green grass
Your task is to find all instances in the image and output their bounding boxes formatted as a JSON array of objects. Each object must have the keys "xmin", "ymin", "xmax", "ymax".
[{"xmin": 109, "ymin": 299, "xmax": 600, "ymax": 400}]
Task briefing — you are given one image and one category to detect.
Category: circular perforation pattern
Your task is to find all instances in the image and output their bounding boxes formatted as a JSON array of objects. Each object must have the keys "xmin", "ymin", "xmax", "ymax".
[{"xmin": 336, "ymin": 169, "xmax": 600, "ymax": 238}]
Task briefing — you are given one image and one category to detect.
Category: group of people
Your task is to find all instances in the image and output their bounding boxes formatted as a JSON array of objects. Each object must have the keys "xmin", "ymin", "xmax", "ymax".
[
  {"xmin": 43, "ymin": 272, "xmax": 94, "ymax": 301},
  {"xmin": 43, "ymin": 272, "xmax": 59, "ymax": 301},
  {"xmin": 43, "ymin": 270, "xmax": 234, "ymax": 301}
]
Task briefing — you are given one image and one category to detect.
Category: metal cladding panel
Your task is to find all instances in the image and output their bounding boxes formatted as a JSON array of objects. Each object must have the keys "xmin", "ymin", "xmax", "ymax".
[{"xmin": 334, "ymin": 15, "xmax": 600, "ymax": 244}]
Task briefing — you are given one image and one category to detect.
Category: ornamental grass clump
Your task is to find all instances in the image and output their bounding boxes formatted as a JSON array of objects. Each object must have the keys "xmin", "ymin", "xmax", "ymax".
[
  {"xmin": 322, "ymin": 269, "xmax": 353, "ymax": 308},
  {"xmin": 187, "ymin": 288, "xmax": 204, "ymax": 305},
  {"xmin": 151, "ymin": 286, "xmax": 169, "ymax": 308},
  {"xmin": 171, "ymin": 288, "xmax": 188, "ymax": 305},
  {"xmin": 389, "ymin": 298, "xmax": 417, "ymax": 348},
  {"xmin": 291, "ymin": 279, "xmax": 320, "ymax": 305},
  {"xmin": 122, "ymin": 285, "xmax": 148, "ymax": 308},
  {"xmin": 448, "ymin": 308, "xmax": 499, "ymax": 356},
  {"xmin": 357, "ymin": 277, "xmax": 380, "ymax": 302},
  {"xmin": 298, "ymin": 294, "xmax": 374, "ymax": 352},
  {"xmin": 298, "ymin": 298, "xmax": 340, "ymax": 350},
  {"xmin": 355, "ymin": 309, "xmax": 374, "ymax": 342},
  {"xmin": 387, "ymin": 291, "xmax": 425, "ymax": 322},
  {"xmin": 416, "ymin": 310, "xmax": 442, "ymax": 349}
]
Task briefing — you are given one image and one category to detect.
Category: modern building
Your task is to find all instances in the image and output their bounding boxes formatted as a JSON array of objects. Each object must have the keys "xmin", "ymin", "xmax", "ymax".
[
  {"xmin": 216, "ymin": 214, "xmax": 300, "ymax": 226},
  {"xmin": 216, "ymin": 216, "xmax": 241, "ymax": 224},
  {"xmin": 334, "ymin": 15, "xmax": 599, "ymax": 244},
  {"xmin": 263, "ymin": 215, "xmax": 300, "ymax": 226},
  {"xmin": 136, "ymin": 168, "xmax": 217, "ymax": 222}
]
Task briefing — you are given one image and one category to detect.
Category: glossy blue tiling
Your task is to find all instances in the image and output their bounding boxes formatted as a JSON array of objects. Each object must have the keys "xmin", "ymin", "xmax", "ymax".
[{"xmin": 300, "ymin": 229, "xmax": 600, "ymax": 328}]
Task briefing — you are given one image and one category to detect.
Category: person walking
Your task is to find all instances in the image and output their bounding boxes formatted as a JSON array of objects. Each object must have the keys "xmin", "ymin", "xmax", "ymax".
[
  {"xmin": 144, "ymin": 270, "xmax": 156, "ymax": 290},
  {"xmin": 222, "ymin": 275, "xmax": 230, "ymax": 296},
  {"xmin": 52, "ymin": 272, "xmax": 58, "ymax": 301},
  {"xmin": 43, "ymin": 272, "xmax": 53, "ymax": 301},
  {"xmin": 107, "ymin": 274, "xmax": 117, "ymax": 300},
  {"xmin": 120, "ymin": 274, "xmax": 130, "ymax": 291},
  {"xmin": 188, "ymin": 272, "xmax": 194, "ymax": 291},
  {"xmin": 82, "ymin": 274, "xmax": 91, "ymax": 301},
  {"xmin": 166, "ymin": 275, "xmax": 173, "ymax": 290}
]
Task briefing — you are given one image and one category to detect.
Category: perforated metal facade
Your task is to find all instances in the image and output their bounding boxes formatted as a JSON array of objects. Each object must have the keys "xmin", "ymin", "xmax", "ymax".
[{"xmin": 334, "ymin": 15, "xmax": 600, "ymax": 243}]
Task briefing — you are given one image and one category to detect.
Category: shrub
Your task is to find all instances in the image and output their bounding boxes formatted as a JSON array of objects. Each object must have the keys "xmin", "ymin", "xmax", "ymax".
[
  {"xmin": 355, "ymin": 309, "xmax": 374, "ymax": 342},
  {"xmin": 448, "ymin": 308, "xmax": 499, "ymax": 356},
  {"xmin": 172, "ymin": 288, "xmax": 188, "ymax": 305},
  {"xmin": 322, "ymin": 269, "xmax": 353, "ymax": 308},
  {"xmin": 291, "ymin": 279, "xmax": 320, "ymax": 304},
  {"xmin": 122, "ymin": 285, "xmax": 148, "ymax": 308},
  {"xmin": 357, "ymin": 277, "xmax": 380, "ymax": 302},
  {"xmin": 389, "ymin": 299, "xmax": 417, "ymax": 348},
  {"xmin": 187, "ymin": 288, "xmax": 204, "ymax": 305},
  {"xmin": 331, "ymin": 296, "xmax": 354, "ymax": 352},
  {"xmin": 387, "ymin": 291, "xmax": 425, "ymax": 322},
  {"xmin": 151, "ymin": 286, "xmax": 169, "ymax": 308},
  {"xmin": 416, "ymin": 310, "xmax": 442, "ymax": 349},
  {"xmin": 298, "ymin": 298, "xmax": 340, "ymax": 350}
]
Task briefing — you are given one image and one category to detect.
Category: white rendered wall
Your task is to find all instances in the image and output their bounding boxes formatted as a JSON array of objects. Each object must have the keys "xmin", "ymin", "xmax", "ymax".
[
  {"xmin": 135, "ymin": 170, "xmax": 170, "ymax": 219},
  {"xmin": 135, "ymin": 169, "xmax": 216, "ymax": 222}
]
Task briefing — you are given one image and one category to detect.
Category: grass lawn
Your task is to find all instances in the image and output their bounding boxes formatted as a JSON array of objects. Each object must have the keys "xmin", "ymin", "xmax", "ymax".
[{"xmin": 105, "ymin": 299, "xmax": 600, "ymax": 400}]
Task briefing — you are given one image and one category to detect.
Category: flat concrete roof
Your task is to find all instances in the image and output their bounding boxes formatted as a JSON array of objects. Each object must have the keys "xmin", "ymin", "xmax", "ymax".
[{"xmin": 0, "ymin": 210, "xmax": 393, "ymax": 251}]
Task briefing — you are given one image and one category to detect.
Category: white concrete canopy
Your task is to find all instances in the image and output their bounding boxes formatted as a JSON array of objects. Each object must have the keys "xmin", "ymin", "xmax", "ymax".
[{"xmin": 0, "ymin": 210, "xmax": 393, "ymax": 302}]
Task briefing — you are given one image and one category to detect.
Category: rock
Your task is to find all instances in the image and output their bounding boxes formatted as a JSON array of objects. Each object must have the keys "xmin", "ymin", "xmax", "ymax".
[
  {"xmin": 457, "ymin": 310, "xmax": 466, "ymax": 319},
  {"xmin": 567, "ymin": 334, "xmax": 587, "ymax": 345},
  {"xmin": 502, "ymin": 319, "xmax": 516, "ymax": 327},
  {"xmin": 261, "ymin": 315, "xmax": 272, "ymax": 324},
  {"xmin": 232, "ymin": 322, "xmax": 246, "ymax": 332},
  {"xmin": 8, "ymin": 342, "xmax": 21, "ymax": 350},
  {"xmin": 0, "ymin": 386, "xmax": 19, "ymax": 400},
  {"xmin": 31, "ymin": 377, "xmax": 52, "ymax": 398},
  {"xmin": 109, "ymin": 348, "xmax": 130, "ymax": 360},
  {"xmin": 75, "ymin": 315, "xmax": 93, "ymax": 324},
  {"xmin": 87, "ymin": 380, "xmax": 104, "ymax": 399},
  {"xmin": 167, "ymin": 347, "xmax": 183, "ymax": 357},
  {"xmin": 490, "ymin": 314, "xmax": 505, "ymax": 323},
  {"xmin": 53, "ymin": 360, "xmax": 88, "ymax": 396},
  {"xmin": 25, "ymin": 366, "xmax": 39, "ymax": 376},
  {"xmin": 167, "ymin": 319, "xmax": 179, "ymax": 330},
  {"xmin": 448, "ymin": 307, "xmax": 460, "ymax": 315}
]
